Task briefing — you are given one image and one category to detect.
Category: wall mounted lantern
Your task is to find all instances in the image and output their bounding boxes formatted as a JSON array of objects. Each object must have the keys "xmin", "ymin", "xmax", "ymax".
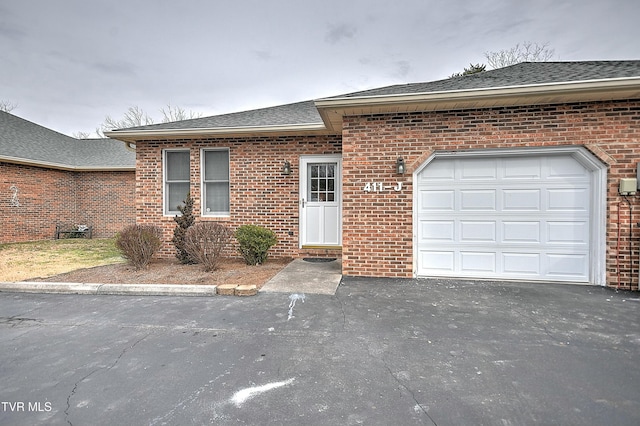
[
  {"xmin": 282, "ymin": 161, "xmax": 292, "ymax": 175},
  {"xmin": 396, "ymin": 157, "xmax": 405, "ymax": 175}
]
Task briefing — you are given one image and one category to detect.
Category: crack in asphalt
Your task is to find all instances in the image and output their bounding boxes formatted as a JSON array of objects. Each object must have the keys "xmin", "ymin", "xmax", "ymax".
[
  {"xmin": 0, "ymin": 316, "xmax": 43, "ymax": 327},
  {"xmin": 149, "ymin": 371, "xmax": 229, "ymax": 426},
  {"xmin": 510, "ymin": 306, "xmax": 570, "ymax": 346},
  {"xmin": 333, "ymin": 291, "xmax": 347, "ymax": 330},
  {"xmin": 64, "ymin": 333, "xmax": 150, "ymax": 426},
  {"xmin": 380, "ymin": 360, "xmax": 438, "ymax": 426},
  {"xmin": 364, "ymin": 342, "xmax": 438, "ymax": 425}
]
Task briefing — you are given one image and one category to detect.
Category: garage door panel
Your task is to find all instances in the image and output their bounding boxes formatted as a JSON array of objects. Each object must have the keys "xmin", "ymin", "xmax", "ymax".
[
  {"xmin": 547, "ymin": 221, "xmax": 588, "ymax": 244},
  {"xmin": 547, "ymin": 157, "xmax": 589, "ymax": 179},
  {"xmin": 503, "ymin": 189, "xmax": 541, "ymax": 211},
  {"xmin": 461, "ymin": 158, "xmax": 497, "ymax": 180},
  {"xmin": 504, "ymin": 157, "xmax": 542, "ymax": 179},
  {"xmin": 460, "ymin": 190, "xmax": 496, "ymax": 210},
  {"xmin": 419, "ymin": 159, "xmax": 454, "ymax": 181},
  {"xmin": 503, "ymin": 252, "xmax": 541, "ymax": 275},
  {"xmin": 420, "ymin": 220, "xmax": 454, "ymax": 242},
  {"xmin": 460, "ymin": 252, "xmax": 496, "ymax": 273},
  {"xmin": 548, "ymin": 188, "xmax": 589, "ymax": 211},
  {"xmin": 417, "ymin": 154, "xmax": 591, "ymax": 282},
  {"xmin": 419, "ymin": 251, "xmax": 454, "ymax": 272},
  {"xmin": 460, "ymin": 221, "xmax": 496, "ymax": 242},
  {"xmin": 503, "ymin": 221, "xmax": 541, "ymax": 243},
  {"xmin": 546, "ymin": 253, "xmax": 589, "ymax": 278},
  {"xmin": 420, "ymin": 190, "xmax": 454, "ymax": 211}
]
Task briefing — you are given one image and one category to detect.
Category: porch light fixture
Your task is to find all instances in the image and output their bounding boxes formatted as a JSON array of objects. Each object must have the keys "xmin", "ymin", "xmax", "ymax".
[
  {"xmin": 396, "ymin": 157, "xmax": 405, "ymax": 174},
  {"xmin": 282, "ymin": 160, "xmax": 292, "ymax": 175}
]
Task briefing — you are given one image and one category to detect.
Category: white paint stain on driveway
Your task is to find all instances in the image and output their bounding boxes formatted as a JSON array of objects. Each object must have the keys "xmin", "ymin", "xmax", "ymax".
[{"xmin": 230, "ymin": 378, "xmax": 295, "ymax": 407}]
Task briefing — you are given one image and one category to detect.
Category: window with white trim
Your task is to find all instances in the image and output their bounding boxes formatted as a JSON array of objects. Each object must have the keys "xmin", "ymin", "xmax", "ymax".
[
  {"xmin": 163, "ymin": 149, "xmax": 190, "ymax": 215},
  {"xmin": 202, "ymin": 148, "xmax": 230, "ymax": 216}
]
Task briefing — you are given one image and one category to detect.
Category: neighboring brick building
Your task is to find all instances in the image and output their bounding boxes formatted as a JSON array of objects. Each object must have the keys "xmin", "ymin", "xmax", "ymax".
[
  {"xmin": 107, "ymin": 61, "xmax": 640, "ymax": 289},
  {"xmin": 0, "ymin": 111, "xmax": 136, "ymax": 243}
]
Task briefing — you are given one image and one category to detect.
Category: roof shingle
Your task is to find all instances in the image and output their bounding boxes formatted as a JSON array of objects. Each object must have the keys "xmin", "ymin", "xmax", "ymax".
[
  {"xmin": 109, "ymin": 61, "xmax": 640, "ymax": 134},
  {"xmin": 0, "ymin": 111, "xmax": 135, "ymax": 169},
  {"xmin": 329, "ymin": 61, "xmax": 640, "ymax": 98}
]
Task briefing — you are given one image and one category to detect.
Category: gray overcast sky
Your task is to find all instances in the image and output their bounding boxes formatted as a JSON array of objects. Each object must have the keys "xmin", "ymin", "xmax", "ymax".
[{"xmin": 1, "ymin": 0, "xmax": 639, "ymax": 137}]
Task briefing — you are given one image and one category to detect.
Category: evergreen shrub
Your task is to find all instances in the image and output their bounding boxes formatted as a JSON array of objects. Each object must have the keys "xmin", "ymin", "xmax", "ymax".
[{"xmin": 235, "ymin": 225, "xmax": 277, "ymax": 266}]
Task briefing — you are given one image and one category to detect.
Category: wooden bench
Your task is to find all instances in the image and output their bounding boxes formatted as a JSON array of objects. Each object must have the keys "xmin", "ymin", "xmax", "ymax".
[{"xmin": 55, "ymin": 224, "xmax": 93, "ymax": 239}]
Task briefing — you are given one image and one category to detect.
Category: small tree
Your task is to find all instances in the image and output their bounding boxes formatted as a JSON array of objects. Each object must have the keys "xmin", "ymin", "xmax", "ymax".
[
  {"xmin": 235, "ymin": 225, "xmax": 278, "ymax": 266},
  {"xmin": 172, "ymin": 193, "xmax": 196, "ymax": 264},
  {"xmin": 184, "ymin": 223, "xmax": 232, "ymax": 271},
  {"xmin": 0, "ymin": 100, "xmax": 17, "ymax": 113}
]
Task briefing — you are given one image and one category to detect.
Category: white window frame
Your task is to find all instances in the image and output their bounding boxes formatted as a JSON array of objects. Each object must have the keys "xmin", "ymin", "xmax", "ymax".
[
  {"xmin": 201, "ymin": 148, "xmax": 231, "ymax": 217},
  {"xmin": 163, "ymin": 149, "xmax": 191, "ymax": 216}
]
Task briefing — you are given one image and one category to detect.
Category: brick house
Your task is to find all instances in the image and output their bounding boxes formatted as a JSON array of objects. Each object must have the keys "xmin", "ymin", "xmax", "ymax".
[
  {"xmin": 0, "ymin": 111, "xmax": 136, "ymax": 243},
  {"xmin": 107, "ymin": 61, "xmax": 640, "ymax": 289}
]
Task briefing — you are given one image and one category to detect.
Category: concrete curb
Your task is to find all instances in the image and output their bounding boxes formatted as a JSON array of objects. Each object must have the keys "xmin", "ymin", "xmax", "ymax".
[{"xmin": 0, "ymin": 282, "xmax": 218, "ymax": 297}]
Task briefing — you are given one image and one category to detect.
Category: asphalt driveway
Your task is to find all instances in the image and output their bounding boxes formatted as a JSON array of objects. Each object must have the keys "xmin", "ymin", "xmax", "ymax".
[{"xmin": 1, "ymin": 278, "xmax": 639, "ymax": 425}]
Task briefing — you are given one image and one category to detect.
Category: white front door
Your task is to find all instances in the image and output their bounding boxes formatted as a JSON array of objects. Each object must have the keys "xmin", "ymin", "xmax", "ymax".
[{"xmin": 300, "ymin": 155, "xmax": 342, "ymax": 247}]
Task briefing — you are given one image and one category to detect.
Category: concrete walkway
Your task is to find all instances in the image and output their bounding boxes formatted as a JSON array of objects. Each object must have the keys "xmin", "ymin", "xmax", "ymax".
[{"xmin": 260, "ymin": 258, "xmax": 342, "ymax": 295}]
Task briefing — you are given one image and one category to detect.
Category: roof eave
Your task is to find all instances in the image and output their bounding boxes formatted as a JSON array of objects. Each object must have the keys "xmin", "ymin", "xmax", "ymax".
[
  {"xmin": 105, "ymin": 122, "xmax": 331, "ymax": 143},
  {"xmin": 0, "ymin": 155, "xmax": 134, "ymax": 171},
  {"xmin": 314, "ymin": 77, "xmax": 640, "ymax": 131}
]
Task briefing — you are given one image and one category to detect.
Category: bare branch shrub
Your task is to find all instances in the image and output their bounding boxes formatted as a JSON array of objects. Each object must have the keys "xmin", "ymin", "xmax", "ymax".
[
  {"xmin": 115, "ymin": 225, "xmax": 163, "ymax": 270},
  {"xmin": 184, "ymin": 222, "xmax": 232, "ymax": 272}
]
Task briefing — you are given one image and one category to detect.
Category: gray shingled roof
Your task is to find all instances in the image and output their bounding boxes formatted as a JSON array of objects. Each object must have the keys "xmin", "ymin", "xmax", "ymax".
[
  {"xmin": 328, "ymin": 61, "xmax": 640, "ymax": 98},
  {"xmin": 122, "ymin": 100, "xmax": 322, "ymax": 131},
  {"xmin": 108, "ymin": 61, "xmax": 640, "ymax": 134},
  {"xmin": 0, "ymin": 111, "xmax": 135, "ymax": 170}
]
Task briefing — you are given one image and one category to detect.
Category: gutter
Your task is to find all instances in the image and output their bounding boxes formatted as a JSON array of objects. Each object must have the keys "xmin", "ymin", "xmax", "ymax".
[
  {"xmin": 314, "ymin": 76, "xmax": 640, "ymax": 108},
  {"xmin": 0, "ymin": 155, "xmax": 135, "ymax": 172},
  {"xmin": 105, "ymin": 122, "xmax": 330, "ymax": 143}
]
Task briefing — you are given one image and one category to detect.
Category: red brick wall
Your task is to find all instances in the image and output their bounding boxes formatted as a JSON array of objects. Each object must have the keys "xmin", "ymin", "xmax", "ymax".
[
  {"xmin": 341, "ymin": 100, "xmax": 640, "ymax": 289},
  {"xmin": 135, "ymin": 135, "xmax": 342, "ymax": 259},
  {"xmin": 76, "ymin": 171, "xmax": 136, "ymax": 238},
  {"xmin": 0, "ymin": 162, "xmax": 135, "ymax": 243}
]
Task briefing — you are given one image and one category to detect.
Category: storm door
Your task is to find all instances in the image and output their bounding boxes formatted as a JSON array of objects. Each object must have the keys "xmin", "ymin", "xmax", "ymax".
[{"xmin": 300, "ymin": 155, "xmax": 342, "ymax": 247}]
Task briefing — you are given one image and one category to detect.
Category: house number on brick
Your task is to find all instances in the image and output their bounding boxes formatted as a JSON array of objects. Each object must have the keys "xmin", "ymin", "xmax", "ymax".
[{"xmin": 363, "ymin": 182, "xmax": 403, "ymax": 192}]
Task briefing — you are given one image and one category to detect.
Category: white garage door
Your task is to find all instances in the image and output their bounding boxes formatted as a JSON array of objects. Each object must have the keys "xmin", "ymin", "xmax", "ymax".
[{"xmin": 416, "ymin": 154, "xmax": 591, "ymax": 282}]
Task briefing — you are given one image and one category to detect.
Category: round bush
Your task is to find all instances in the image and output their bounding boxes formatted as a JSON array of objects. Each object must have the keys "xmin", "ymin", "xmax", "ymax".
[{"xmin": 235, "ymin": 225, "xmax": 277, "ymax": 265}]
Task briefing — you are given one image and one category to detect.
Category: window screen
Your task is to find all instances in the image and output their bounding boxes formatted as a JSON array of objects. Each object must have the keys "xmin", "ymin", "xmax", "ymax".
[
  {"xmin": 164, "ymin": 150, "xmax": 190, "ymax": 215},
  {"xmin": 203, "ymin": 149, "xmax": 230, "ymax": 215}
]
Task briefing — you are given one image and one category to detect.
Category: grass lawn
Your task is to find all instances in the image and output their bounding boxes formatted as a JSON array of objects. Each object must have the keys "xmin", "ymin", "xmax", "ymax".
[{"xmin": 0, "ymin": 238, "xmax": 125, "ymax": 282}]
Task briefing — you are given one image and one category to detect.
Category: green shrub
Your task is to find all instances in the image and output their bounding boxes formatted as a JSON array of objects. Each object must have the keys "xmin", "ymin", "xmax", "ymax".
[
  {"xmin": 184, "ymin": 222, "xmax": 232, "ymax": 272},
  {"xmin": 115, "ymin": 224, "xmax": 162, "ymax": 270},
  {"xmin": 235, "ymin": 225, "xmax": 277, "ymax": 265},
  {"xmin": 172, "ymin": 193, "xmax": 196, "ymax": 264}
]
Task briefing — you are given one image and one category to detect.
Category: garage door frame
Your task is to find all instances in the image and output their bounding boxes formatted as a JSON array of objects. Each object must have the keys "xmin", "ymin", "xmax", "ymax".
[{"xmin": 412, "ymin": 146, "xmax": 607, "ymax": 285}]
